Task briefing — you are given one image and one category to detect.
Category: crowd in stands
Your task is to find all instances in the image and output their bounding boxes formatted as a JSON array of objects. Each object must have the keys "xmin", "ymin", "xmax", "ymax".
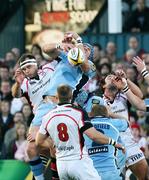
[
  {"xmin": 122, "ymin": 0, "xmax": 149, "ymax": 32},
  {"xmin": 0, "ymin": 36, "xmax": 149, "ymax": 166}
]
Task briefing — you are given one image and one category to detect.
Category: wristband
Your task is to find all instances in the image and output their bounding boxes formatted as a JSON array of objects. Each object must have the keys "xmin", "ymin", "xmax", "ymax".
[
  {"xmin": 122, "ymin": 85, "xmax": 130, "ymax": 93},
  {"xmin": 141, "ymin": 69, "xmax": 149, "ymax": 78},
  {"xmin": 109, "ymin": 138, "xmax": 116, "ymax": 146},
  {"xmin": 55, "ymin": 43, "xmax": 61, "ymax": 49}
]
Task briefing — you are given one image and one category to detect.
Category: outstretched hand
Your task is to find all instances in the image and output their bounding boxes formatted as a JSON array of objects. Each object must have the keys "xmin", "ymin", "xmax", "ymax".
[{"xmin": 132, "ymin": 56, "xmax": 146, "ymax": 73}]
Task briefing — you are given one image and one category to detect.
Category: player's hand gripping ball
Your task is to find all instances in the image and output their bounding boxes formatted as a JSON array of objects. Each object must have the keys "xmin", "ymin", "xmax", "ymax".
[{"xmin": 67, "ymin": 47, "xmax": 85, "ymax": 66}]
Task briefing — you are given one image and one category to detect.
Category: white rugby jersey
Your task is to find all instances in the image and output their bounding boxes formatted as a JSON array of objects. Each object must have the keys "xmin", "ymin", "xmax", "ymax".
[
  {"xmin": 21, "ymin": 62, "xmax": 57, "ymax": 113},
  {"xmin": 40, "ymin": 104, "xmax": 92, "ymax": 161},
  {"xmin": 104, "ymin": 93, "xmax": 136, "ymax": 148}
]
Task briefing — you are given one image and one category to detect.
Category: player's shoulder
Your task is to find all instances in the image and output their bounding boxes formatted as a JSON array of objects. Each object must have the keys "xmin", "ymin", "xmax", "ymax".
[{"xmin": 116, "ymin": 92, "xmax": 127, "ymax": 101}]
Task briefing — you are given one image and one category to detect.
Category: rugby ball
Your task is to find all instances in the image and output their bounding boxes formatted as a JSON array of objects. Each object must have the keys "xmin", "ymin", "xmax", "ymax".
[{"xmin": 67, "ymin": 47, "xmax": 85, "ymax": 66}]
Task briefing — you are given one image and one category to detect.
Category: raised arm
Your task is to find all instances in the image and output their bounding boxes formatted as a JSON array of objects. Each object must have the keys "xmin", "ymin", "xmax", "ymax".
[
  {"xmin": 112, "ymin": 77, "xmax": 146, "ymax": 111},
  {"xmin": 84, "ymin": 127, "xmax": 125, "ymax": 152},
  {"xmin": 115, "ymin": 69, "xmax": 143, "ymax": 98},
  {"xmin": 132, "ymin": 56, "xmax": 149, "ymax": 85},
  {"xmin": 11, "ymin": 69, "xmax": 25, "ymax": 97}
]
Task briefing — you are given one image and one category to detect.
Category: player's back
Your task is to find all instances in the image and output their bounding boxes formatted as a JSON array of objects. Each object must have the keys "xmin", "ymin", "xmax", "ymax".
[
  {"xmin": 85, "ymin": 116, "xmax": 127, "ymax": 172},
  {"xmin": 43, "ymin": 104, "xmax": 88, "ymax": 161}
]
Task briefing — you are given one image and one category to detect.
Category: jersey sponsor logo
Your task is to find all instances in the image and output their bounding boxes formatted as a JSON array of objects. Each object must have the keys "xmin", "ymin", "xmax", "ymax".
[
  {"xmin": 32, "ymin": 79, "xmax": 49, "ymax": 94},
  {"xmin": 88, "ymin": 146, "xmax": 108, "ymax": 155},
  {"xmin": 112, "ymin": 108, "xmax": 126, "ymax": 114},
  {"xmin": 57, "ymin": 145, "xmax": 74, "ymax": 151},
  {"xmin": 129, "ymin": 152, "xmax": 144, "ymax": 162},
  {"xmin": 94, "ymin": 124, "xmax": 110, "ymax": 130}
]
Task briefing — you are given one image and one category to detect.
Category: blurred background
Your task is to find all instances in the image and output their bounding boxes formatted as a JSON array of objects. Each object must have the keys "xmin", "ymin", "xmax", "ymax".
[{"xmin": 0, "ymin": 0, "xmax": 149, "ymax": 179}]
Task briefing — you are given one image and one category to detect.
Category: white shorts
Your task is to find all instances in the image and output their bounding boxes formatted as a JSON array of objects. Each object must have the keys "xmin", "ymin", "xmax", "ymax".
[
  {"xmin": 57, "ymin": 156, "xmax": 101, "ymax": 180},
  {"xmin": 126, "ymin": 145, "xmax": 145, "ymax": 167}
]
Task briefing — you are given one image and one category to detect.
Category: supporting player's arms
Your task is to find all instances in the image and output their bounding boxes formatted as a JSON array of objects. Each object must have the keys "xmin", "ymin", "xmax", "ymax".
[
  {"xmin": 83, "ymin": 126, "xmax": 125, "ymax": 152},
  {"xmin": 36, "ymin": 132, "xmax": 53, "ymax": 150}
]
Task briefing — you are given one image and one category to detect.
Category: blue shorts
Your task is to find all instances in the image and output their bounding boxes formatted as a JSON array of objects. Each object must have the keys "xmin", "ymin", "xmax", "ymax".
[
  {"xmin": 99, "ymin": 170, "xmax": 122, "ymax": 180},
  {"xmin": 117, "ymin": 149, "xmax": 126, "ymax": 174},
  {"xmin": 31, "ymin": 101, "xmax": 56, "ymax": 126}
]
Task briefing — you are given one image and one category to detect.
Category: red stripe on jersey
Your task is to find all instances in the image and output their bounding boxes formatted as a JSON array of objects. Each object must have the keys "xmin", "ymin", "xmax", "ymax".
[
  {"xmin": 45, "ymin": 114, "xmax": 78, "ymax": 130},
  {"xmin": 45, "ymin": 114, "xmax": 83, "ymax": 159},
  {"xmin": 65, "ymin": 106, "xmax": 85, "ymax": 126},
  {"xmin": 42, "ymin": 67, "xmax": 54, "ymax": 71},
  {"xmin": 26, "ymin": 79, "xmax": 29, "ymax": 91}
]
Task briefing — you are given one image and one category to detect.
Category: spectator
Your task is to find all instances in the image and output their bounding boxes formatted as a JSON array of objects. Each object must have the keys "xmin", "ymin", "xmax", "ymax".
[
  {"xmin": 124, "ymin": 0, "xmax": 149, "ymax": 32},
  {"xmin": 128, "ymin": 36, "xmax": 145, "ymax": 58},
  {"xmin": 0, "ymin": 100, "xmax": 13, "ymax": 141},
  {"xmin": 124, "ymin": 49, "xmax": 137, "ymax": 65},
  {"xmin": 11, "ymin": 47, "xmax": 20, "ymax": 60},
  {"xmin": 4, "ymin": 111, "xmax": 24, "ymax": 150},
  {"xmin": 7, "ymin": 122, "xmax": 28, "ymax": 161},
  {"xmin": 5, "ymin": 51, "xmax": 17, "ymax": 69},
  {"xmin": 0, "ymin": 65, "xmax": 11, "ymax": 84},
  {"xmin": 125, "ymin": 66, "xmax": 138, "ymax": 84},
  {"xmin": 105, "ymin": 42, "xmax": 117, "ymax": 63},
  {"xmin": 136, "ymin": 110, "xmax": 148, "ymax": 125},
  {"xmin": 131, "ymin": 123, "xmax": 148, "ymax": 154},
  {"xmin": 98, "ymin": 63, "xmax": 112, "ymax": 79},
  {"xmin": 93, "ymin": 43, "xmax": 102, "ymax": 64},
  {"xmin": 21, "ymin": 103, "xmax": 34, "ymax": 126},
  {"xmin": 0, "ymin": 80, "xmax": 13, "ymax": 101}
]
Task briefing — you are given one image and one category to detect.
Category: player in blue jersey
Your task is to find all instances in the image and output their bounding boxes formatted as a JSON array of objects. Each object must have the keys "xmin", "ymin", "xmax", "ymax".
[{"xmin": 84, "ymin": 97, "xmax": 128, "ymax": 180}]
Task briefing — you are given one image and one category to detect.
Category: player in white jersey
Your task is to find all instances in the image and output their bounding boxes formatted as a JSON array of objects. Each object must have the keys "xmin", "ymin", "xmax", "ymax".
[
  {"xmin": 12, "ymin": 53, "xmax": 57, "ymax": 180},
  {"xmin": 36, "ymin": 84, "xmax": 125, "ymax": 180},
  {"xmin": 103, "ymin": 72, "xmax": 149, "ymax": 180}
]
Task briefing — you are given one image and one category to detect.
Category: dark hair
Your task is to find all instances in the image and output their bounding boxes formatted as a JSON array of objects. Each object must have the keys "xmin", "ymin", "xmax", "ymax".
[
  {"xmin": 57, "ymin": 84, "xmax": 72, "ymax": 103},
  {"xmin": 18, "ymin": 53, "xmax": 35, "ymax": 65},
  {"xmin": 93, "ymin": 43, "xmax": 102, "ymax": 50},
  {"xmin": 0, "ymin": 64, "xmax": 9, "ymax": 70}
]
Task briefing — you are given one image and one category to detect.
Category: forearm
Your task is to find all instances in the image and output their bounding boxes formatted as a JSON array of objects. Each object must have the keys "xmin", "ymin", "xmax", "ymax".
[
  {"xmin": 127, "ymin": 79, "xmax": 143, "ymax": 98},
  {"xmin": 11, "ymin": 82, "xmax": 22, "ymax": 97},
  {"xmin": 85, "ymin": 127, "xmax": 110, "ymax": 145},
  {"xmin": 124, "ymin": 89, "xmax": 146, "ymax": 111},
  {"xmin": 42, "ymin": 43, "xmax": 60, "ymax": 59}
]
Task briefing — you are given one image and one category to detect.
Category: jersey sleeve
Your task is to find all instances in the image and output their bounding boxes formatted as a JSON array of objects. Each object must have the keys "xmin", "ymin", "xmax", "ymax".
[
  {"xmin": 39, "ymin": 115, "xmax": 48, "ymax": 135},
  {"xmin": 119, "ymin": 93, "xmax": 128, "ymax": 104},
  {"xmin": 21, "ymin": 79, "xmax": 28, "ymax": 94},
  {"xmin": 111, "ymin": 118, "xmax": 128, "ymax": 132},
  {"xmin": 42, "ymin": 61, "xmax": 57, "ymax": 71},
  {"xmin": 58, "ymin": 51, "xmax": 68, "ymax": 63},
  {"xmin": 39, "ymin": 121, "xmax": 47, "ymax": 135}
]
